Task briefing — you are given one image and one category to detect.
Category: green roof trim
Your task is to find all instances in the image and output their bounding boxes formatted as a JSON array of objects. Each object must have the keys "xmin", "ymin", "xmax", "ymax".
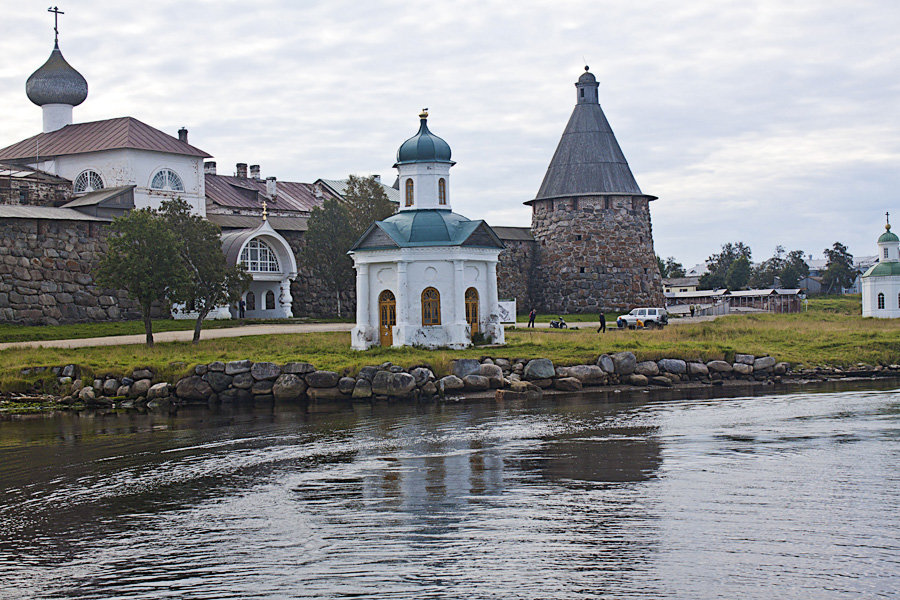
[
  {"xmin": 878, "ymin": 230, "xmax": 899, "ymax": 243},
  {"xmin": 862, "ymin": 261, "xmax": 900, "ymax": 277},
  {"xmin": 350, "ymin": 209, "xmax": 504, "ymax": 250}
]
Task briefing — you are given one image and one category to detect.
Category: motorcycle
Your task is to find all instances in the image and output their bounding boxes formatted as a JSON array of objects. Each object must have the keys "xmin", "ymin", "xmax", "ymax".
[{"xmin": 549, "ymin": 316, "xmax": 567, "ymax": 329}]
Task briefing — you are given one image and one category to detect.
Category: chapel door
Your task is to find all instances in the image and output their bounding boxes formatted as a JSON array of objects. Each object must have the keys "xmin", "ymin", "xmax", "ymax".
[
  {"xmin": 465, "ymin": 287, "xmax": 479, "ymax": 335},
  {"xmin": 379, "ymin": 290, "xmax": 396, "ymax": 347}
]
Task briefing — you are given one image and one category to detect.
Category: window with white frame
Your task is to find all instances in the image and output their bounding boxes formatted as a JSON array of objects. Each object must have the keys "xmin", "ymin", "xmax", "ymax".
[
  {"xmin": 877, "ymin": 292, "xmax": 885, "ymax": 309},
  {"xmin": 150, "ymin": 168, "xmax": 184, "ymax": 192},
  {"xmin": 240, "ymin": 239, "xmax": 280, "ymax": 272},
  {"xmin": 73, "ymin": 170, "xmax": 104, "ymax": 194}
]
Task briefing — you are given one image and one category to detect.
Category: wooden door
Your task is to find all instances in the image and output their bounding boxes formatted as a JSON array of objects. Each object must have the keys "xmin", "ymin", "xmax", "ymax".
[
  {"xmin": 465, "ymin": 287, "xmax": 479, "ymax": 335},
  {"xmin": 379, "ymin": 290, "xmax": 396, "ymax": 346}
]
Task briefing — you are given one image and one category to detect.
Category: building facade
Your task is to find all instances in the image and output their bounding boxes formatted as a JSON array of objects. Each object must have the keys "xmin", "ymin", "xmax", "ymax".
[{"xmin": 861, "ymin": 217, "xmax": 900, "ymax": 318}]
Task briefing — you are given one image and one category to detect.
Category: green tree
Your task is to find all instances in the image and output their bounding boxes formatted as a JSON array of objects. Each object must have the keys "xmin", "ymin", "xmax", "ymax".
[
  {"xmin": 302, "ymin": 197, "xmax": 357, "ymax": 316},
  {"xmin": 656, "ymin": 255, "xmax": 686, "ymax": 278},
  {"xmin": 160, "ymin": 199, "xmax": 252, "ymax": 343},
  {"xmin": 94, "ymin": 208, "xmax": 187, "ymax": 346},
  {"xmin": 342, "ymin": 174, "xmax": 395, "ymax": 237},
  {"xmin": 725, "ymin": 255, "xmax": 752, "ymax": 290},
  {"xmin": 698, "ymin": 242, "xmax": 752, "ymax": 289},
  {"xmin": 780, "ymin": 250, "xmax": 809, "ymax": 288},
  {"xmin": 822, "ymin": 242, "xmax": 855, "ymax": 293}
]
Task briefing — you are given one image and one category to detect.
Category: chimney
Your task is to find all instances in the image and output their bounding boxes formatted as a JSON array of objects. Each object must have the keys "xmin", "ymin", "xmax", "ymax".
[
  {"xmin": 250, "ymin": 164, "xmax": 261, "ymax": 179},
  {"xmin": 373, "ymin": 174, "xmax": 381, "ymax": 183},
  {"xmin": 266, "ymin": 176, "xmax": 277, "ymax": 199},
  {"xmin": 236, "ymin": 163, "xmax": 247, "ymax": 178},
  {"xmin": 204, "ymin": 161, "xmax": 217, "ymax": 175},
  {"xmin": 313, "ymin": 182, "xmax": 323, "ymax": 198},
  {"xmin": 178, "ymin": 127, "xmax": 188, "ymax": 143}
]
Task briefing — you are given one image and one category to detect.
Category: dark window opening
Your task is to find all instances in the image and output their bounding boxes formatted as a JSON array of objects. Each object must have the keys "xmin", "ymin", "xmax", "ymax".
[
  {"xmin": 575, "ymin": 234, "xmax": 582, "ymax": 241},
  {"xmin": 580, "ymin": 88, "xmax": 584, "ymax": 98},
  {"xmin": 579, "ymin": 267, "xmax": 586, "ymax": 274},
  {"xmin": 18, "ymin": 188, "xmax": 28, "ymax": 204}
]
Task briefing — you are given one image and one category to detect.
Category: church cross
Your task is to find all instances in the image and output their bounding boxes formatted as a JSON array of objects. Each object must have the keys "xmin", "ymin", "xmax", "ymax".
[
  {"xmin": 262, "ymin": 198, "xmax": 268, "ymax": 221},
  {"xmin": 48, "ymin": 6, "xmax": 64, "ymax": 43},
  {"xmin": 887, "ymin": 211, "xmax": 891, "ymax": 226}
]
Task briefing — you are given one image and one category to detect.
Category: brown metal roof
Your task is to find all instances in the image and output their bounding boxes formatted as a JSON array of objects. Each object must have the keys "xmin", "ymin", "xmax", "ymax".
[
  {"xmin": 205, "ymin": 174, "xmax": 339, "ymax": 213},
  {"xmin": 207, "ymin": 213, "xmax": 308, "ymax": 231},
  {"xmin": 0, "ymin": 117, "xmax": 211, "ymax": 161}
]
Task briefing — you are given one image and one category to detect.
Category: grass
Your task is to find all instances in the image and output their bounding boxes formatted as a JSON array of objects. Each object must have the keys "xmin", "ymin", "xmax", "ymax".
[{"xmin": 0, "ymin": 296, "xmax": 897, "ymax": 394}]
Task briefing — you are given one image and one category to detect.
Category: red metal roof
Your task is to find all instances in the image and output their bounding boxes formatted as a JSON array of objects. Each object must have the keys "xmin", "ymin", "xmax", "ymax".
[
  {"xmin": 205, "ymin": 174, "xmax": 339, "ymax": 213},
  {"xmin": 0, "ymin": 117, "xmax": 211, "ymax": 161}
]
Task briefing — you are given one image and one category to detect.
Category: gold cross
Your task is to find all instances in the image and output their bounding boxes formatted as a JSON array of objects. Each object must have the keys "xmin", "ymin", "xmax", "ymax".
[{"xmin": 262, "ymin": 199, "xmax": 268, "ymax": 221}]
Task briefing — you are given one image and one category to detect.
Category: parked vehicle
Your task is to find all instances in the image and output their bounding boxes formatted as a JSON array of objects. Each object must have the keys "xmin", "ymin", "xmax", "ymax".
[
  {"xmin": 617, "ymin": 307, "xmax": 668, "ymax": 329},
  {"xmin": 549, "ymin": 316, "xmax": 568, "ymax": 329}
]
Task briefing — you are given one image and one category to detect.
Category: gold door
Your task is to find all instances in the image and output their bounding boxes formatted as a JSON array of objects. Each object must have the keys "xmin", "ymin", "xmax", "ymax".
[
  {"xmin": 379, "ymin": 290, "xmax": 396, "ymax": 346},
  {"xmin": 465, "ymin": 287, "xmax": 479, "ymax": 335}
]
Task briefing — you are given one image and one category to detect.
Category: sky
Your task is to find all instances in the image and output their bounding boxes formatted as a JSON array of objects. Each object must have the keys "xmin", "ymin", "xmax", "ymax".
[{"xmin": 1, "ymin": 0, "xmax": 898, "ymax": 267}]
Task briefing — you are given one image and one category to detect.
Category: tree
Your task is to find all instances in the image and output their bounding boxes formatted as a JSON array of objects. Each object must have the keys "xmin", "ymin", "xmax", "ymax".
[
  {"xmin": 302, "ymin": 197, "xmax": 357, "ymax": 316},
  {"xmin": 160, "ymin": 199, "xmax": 252, "ymax": 343},
  {"xmin": 657, "ymin": 255, "xmax": 685, "ymax": 278},
  {"xmin": 94, "ymin": 208, "xmax": 187, "ymax": 346},
  {"xmin": 725, "ymin": 255, "xmax": 751, "ymax": 290},
  {"xmin": 822, "ymin": 242, "xmax": 855, "ymax": 293},
  {"xmin": 698, "ymin": 242, "xmax": 752, "ymax": 289},
  {"xmin": 749, "ymin": 246, "xmax": 810, "ymax": 289},
  {"xmin": 780, "ymin": 250, "xmax": 809, "ymax": 288},
  {"xmin": 342, "ymin": 174, "xmax": 395, "ymax": 237}
]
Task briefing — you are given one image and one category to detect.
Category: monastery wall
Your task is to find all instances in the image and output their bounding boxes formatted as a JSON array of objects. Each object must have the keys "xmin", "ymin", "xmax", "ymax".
[
  {"xmin": 0, "ymin": 176, "xmax": 70, "ymax": 207},
  {"xmin": 496, "ymin": 238, "xmax": 536, "ymax": 311},
  {"xmin": 280, "ymin": 231, "xmax": 356, "ymax": 318}
]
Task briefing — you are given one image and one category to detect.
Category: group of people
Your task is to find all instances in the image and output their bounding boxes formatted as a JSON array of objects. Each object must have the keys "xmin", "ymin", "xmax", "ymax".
[{"xmin": 525, "ymin": 308, "xmax": 608, "ymax": 332}]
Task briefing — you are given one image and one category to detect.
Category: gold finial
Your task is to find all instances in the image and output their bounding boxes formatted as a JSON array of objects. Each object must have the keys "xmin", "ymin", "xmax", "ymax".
[
  {"xmin": 419, "ymin": 108, "xmax": 429, "ymax": 119},
  {"xmin": 262, "ymin": 199, "xmax": 268, "ymax": 221}
]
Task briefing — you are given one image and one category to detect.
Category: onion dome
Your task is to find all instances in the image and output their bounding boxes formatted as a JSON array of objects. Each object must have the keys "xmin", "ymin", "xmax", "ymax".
[
  {"xmin": 578, "ymin": 65, "xmax": 596, "ymax": 83},
  {"xmin": 26, "ymin": 42, "xmax": 88, "ymax": 107},
  {"xmin": 878, "ymin": 222, "xmax": 899, "ymax": 243},
  {"xmin": 395, "ymin": 110, "xmax": 453, "ymax": 165}
]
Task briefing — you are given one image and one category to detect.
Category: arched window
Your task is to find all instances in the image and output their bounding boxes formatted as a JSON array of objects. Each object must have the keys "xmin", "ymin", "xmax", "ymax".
[
  {"xmin": 240, "ymin": 239, "xmax": 280, "ymax": 272},
  {"xmin": 150, "ymin": 168, "xmax": 184, "ymax": 192},
  {"xmin": 265, "ymin": 290, "xmax": 275, "ymax": 310},
  {"xmin": 465, "ymin": 287, "xmax": 479, "ymax": 334},
  {"xmin": 438, "ymin": 178, "xmax": 447, "ymax": 205},
  {"xmin": 73, "ymin": 170, "xmax": 104, "ymax": 194},
  {"xmin": 405, "ymin": 179, "xmax": 414, "ymax": 206},
  {"xmin": 245, "ymin": 291, "xmax": 256, "ymax": 311},
  {"xmin": 877, "ymin": 292, "xmax": 885, "ymax": 309},
  {"xmin": 421, "ymin": 287, "xmax": 441, "ymax": 325},
  {"xmin": 898, "ymin": 292, "xmax": 900, "ymax": 309}
]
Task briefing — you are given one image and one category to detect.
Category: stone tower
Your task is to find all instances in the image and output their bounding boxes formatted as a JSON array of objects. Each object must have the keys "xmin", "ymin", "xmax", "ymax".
[{"xmin": 527, "ymin": 67, "xmax": 663, "ymax": 312}]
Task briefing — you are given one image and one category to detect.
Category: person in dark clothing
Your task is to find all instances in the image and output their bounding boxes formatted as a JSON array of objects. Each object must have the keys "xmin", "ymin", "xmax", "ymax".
[
  {"xmin": 597, "ymin": 311, "xmax": 606, "ymax": 333},
  {"xmin": 239, "ymin": 299, "xmax": 246, "ymax": 319},
  {"xmin": 527, "ymin": 308, "xmax": 536, "ymax": 328}
]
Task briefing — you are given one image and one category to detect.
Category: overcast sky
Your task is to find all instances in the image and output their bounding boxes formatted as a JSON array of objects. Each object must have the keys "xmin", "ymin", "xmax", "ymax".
[{"xmin": 1, "ymin": 0, "xmax": 898, "ymax": 266}]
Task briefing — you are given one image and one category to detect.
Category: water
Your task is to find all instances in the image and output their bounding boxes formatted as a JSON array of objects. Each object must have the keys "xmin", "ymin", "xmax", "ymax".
[{"xmin": 1, "ymin": 384, "xmax": 899, "ymax": 599}]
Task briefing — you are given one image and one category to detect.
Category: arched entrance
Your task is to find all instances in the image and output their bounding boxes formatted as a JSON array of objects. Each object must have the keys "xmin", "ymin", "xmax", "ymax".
[
  {"xmin": 465, "ymin": 287, "xmax": 479, "ymax": 335},
  {"xmin": 378, "ymin": 290, "xmax": 396, "ymax": 346}
]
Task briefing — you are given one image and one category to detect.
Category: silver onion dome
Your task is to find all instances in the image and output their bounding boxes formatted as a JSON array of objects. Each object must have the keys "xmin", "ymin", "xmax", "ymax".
[{"xmin": 26, "ymin": 42, "xmax": 88, "ymax": 107}]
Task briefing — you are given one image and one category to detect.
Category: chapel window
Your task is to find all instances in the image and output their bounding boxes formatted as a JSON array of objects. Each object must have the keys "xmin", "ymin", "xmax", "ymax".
[
  {"xmin": 405, "ymin": 179, "xmax": 414, "ymax": 206},
  {"xmin": 73, "ymin": 170, "xmax": 104, "ymax": 194},
  {"xmin": 884, "ymin": 248, "xmax": 890, "ymax": 259},
  {"xmin": 265, "ymin": 290, "xmax": 275, "ymax": 310},
  {"xmin": 878, "ymin": 292, "xmax": 885, "ymax": 310},
  {"xmin": 438, "ymin": 178, "xmax": 446, "ymax": 205},
  {"xmin": 240, "ymin": 239, "xmax": 280, "ymax": 272},
  {"xmin": 245, "ymin": 291, "xmax": 256, "ymax": 311},
  {"xmin": 421, "ymin": 287, "xmax": 441, "ymax": 325},
  {"xmin": 150, "ymin": 168, "xmax": 185, "ymax": 192}
]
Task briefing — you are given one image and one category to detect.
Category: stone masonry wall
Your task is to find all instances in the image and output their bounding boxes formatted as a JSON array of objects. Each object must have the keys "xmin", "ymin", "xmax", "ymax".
[
  {"xmin": 0, "ymin": 176, "xmax": 71, "ymax": 207},
  {"xmin": 496, "ymin": 238, "xmax": 536, "ymax": 312},
  {"xmin": 531, "ymin": 195, "xmax": 664, "ymax": 313},
  {"xmin": 0, "ymin": 218, "xmax": 142, "ymax": 325},
  {"xmin": 280, "ymin": 230, "xmax": 356, "ymax": 319}
]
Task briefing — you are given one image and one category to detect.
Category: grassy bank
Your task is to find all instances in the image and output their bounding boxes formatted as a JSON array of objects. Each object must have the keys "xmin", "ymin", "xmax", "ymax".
[{"xmin": 1, "ymin": 297, "xmax": 897, "ymax": 393}]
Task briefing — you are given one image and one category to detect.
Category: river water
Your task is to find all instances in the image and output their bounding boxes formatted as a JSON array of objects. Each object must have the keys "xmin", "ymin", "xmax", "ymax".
[{"xmin": 1, "ymin": 383, "xmax": 899, "ymax": 599}]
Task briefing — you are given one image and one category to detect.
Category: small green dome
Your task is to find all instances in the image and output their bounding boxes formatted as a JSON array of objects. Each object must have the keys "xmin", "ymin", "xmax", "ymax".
[
  {"xmin": 862, "ymin": 261, "xmax": 900, "ymax": 278},
  {"xmin": 878, "ymin": 225, "xmax": 899, "ymax": 243},
  {"xmin": 395, "ymin": 112, "xmax": 452, "ymax": 165}
]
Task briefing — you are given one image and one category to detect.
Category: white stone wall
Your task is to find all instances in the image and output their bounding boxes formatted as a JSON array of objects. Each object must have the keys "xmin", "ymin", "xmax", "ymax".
[
  {"xmin": 861, "ymin": 276, "xmax": 900, "ymax": 318},
  {"xmin": 396, "ymin": 162, "xmax": 452, "ymax": 211}
]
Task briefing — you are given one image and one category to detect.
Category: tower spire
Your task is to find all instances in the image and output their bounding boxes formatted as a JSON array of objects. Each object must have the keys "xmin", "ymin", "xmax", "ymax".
[{"xmin": 48, "ymin": 6, "xmax": 64, "ymax": 45}]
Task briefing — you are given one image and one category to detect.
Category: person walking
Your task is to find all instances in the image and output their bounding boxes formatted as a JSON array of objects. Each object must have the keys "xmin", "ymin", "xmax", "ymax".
[
  {"xmin": 239, "ymin": 299, "xmax": 246, "ymax": 319},
  {"xmin": 527, "ymin": 308, "xmax": 537, "ymax": 328},
  {"xmin": 597, "ymin": 310, "xmax": 606, "ymax": 333},
  {"xmin": 689, "ymin": 304, "xmax": 695, "ymax": 318}
]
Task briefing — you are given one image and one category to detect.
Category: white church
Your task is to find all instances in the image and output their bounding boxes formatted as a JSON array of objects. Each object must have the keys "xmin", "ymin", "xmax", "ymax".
[
  {"xmin": 349, "ymin": 111, "xmax": 505, "ymax": 350},
  {"xmin": 861, "ymin": 215, "xmax": 900, "ymax": 318}
]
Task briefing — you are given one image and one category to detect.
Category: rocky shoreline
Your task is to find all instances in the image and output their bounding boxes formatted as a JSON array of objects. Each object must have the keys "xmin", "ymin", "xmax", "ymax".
[{"xmin": 4, "ymin": 352, "xmax": 900, "ymax": 413}]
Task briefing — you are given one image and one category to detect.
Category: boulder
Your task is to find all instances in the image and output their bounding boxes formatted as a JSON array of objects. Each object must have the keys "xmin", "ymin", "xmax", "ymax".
[
  {"xmin": 371, "ymin": 371, "xmax": 393, "ymax": 396},
  {"xmin": 71, "ymin": 379, "xmax": 83, "ymax": 393},
  {"xmin": 194, "ymin": 364, "xmax": 208, "ymax": 376},
  {"xmin": 564, "ymin": 364, "xmax": 606, "ymax": 385},
  {"xmin": 273, "ymin": 374, "xmax": 308, "ymax": 400},
  {"xmin": 658, "ymin": 358, "xmax": 687, "ymax": 374},
  {"xmin": 132, "ymin": 368, "xmax": 154, "ymax": 380},
  {"xmin": 732, "ymin": 363, "xmax": 753, "ymax": 375},
  {"xmin": 774, "ymin": 362, "xmax": 789, "ymax": 375},
  {"xmin": 626, "ymin": 373, "xmax": 648, "ymax": 386},
  {"xmin": 116, "ymin": 385, "xmax": 130, "ymax": 397},
  {"xmin": 554, "ymin": 377, "xmax": 583, "ymax": 391},
  {"xmin": 356, "ymin": 366, "xmax": 379, "ymax": 382},
  {"xmin": 147, "ymin": 382, "xmax": 170, "ymax": 400},
  {"xmin": 205, "ymin": 371, "xmax": 233, "ymax": 393},
  {"xmin": 410, "ymin": 367, "xmax": 435, "ymax": 386},
  {"xmin": 101, "ymin": 378, "xmax": 119, "ymax": 396},
  {"xmin": 463, "ymin": 374, "xmax": 491, "ymax": 391},
  {"xmin": 706, "ymin": 360, "xmax": 733, "ymax": 373},
  {"xmin": 524, "ymin": 358, "xmax": 555, "ymax": 380},
  {"xmin": 208, "ymin": 361, "xmax": 226, "ymax": 372},
  {"xmin": 92, "ymin": 379, "xmax": 103, "ymax": 392},
  {"xmin": 219, "ymin": 388, "xmax": 252, "ymax": 403},
  {"xmin": 650, "ymin": 376, "xmax": 673, "ymax": 387},
  {"xmin": 611, "ymin": 352, "xmax": 637, "ymax": 375},
  {"xmin": 421, "ymin": 381, "xmax": 437, "ymax": 397},
  {"xmin": 452, "ymin": 359, "xmax": 482, "ymax": 379},
  {"xmin": 635, "ymin": 361, "xmax": 659, "ymax": 377},
  {"xmin": 251, "ymin": 362, "xmax": 281, "ymax": 380},
  {"xmin": 61, "ymin": 364, "xmax": 76, "ymax": 378},
  {"xmin": 387, "ymin": 373, "xmax": 417, "ymax": 397},
  {"xmin": 495, "ymin": 358, "xmax": 512, "ymax": 371},
  {"xmin": 338, "ymin": 377, "xmax": 356, "ymax": 395},
  {"xmin": 130, "ymin": 378, "xmax": 152, "ymax": 398},
  {"xmin": 78, "ymin": 386, "xmax": 95, "ymax": 402},
  {"xmin": 307, "ymin": 387, "xmax": 346, "ymax": 401},
  {"xmin": 306, "ymin": 370, "xmax": 340, "ymax": 388},
  {"xmin": 283, "ymin": 361, "xmax": 316, "ymax": 375},
  {"xmin": 753, "ymin": 356, "xmax": 776, "ymax": 371},
  {"xmin": 509, "ymin": 380, "xmax": 541, "ymax": 393},
  {"xmin": 479, "ymin": 364, "xmax": 504, "ymax": 388},
  {"xmin": 439, "ymin": 375, "xmax": 465, "ymax": 392},
  {"xmin": 389, "ymin": 365, "xmax": 404, "ymax": 373},
  {"xmin": 735, "ymin": 354, "xmax": 755, "ymax": 365},
  {"xmin": 531, "ymin": 378, "xmax": 554, "ymax": 388},
  {"xmin": 352, "ymin": 379, "xmax": 373, "ymax": 399},
  {"xmin": 232, "ymin": 372, "xmax": 254, "ymax": 389},
  {"xmin": 176, "ymin": 376, "xmax": 213, "ymax": 401},
  {"xmin": 251, "ymin": 380, "xmax": 274, "ymax": 395},
  {"xmin": 225, "ymin": 360, "xmax": 252, "ymax": 375},
  {"xmin": 597, "ymin": 354, "xmax": 615, "ymax": 374},
  {"xmin": 687, "ymin": 362, "xmax": 709, "ymax": 377}
]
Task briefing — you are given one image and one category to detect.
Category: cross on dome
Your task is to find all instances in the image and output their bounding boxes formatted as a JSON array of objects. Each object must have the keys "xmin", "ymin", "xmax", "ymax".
[{"xmin": 48, "ymin": 6, "xmax": 64, "ymax": 44}]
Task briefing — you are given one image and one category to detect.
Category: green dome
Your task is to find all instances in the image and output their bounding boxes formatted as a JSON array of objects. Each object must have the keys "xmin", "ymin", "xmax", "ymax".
[
  {"xmin": 395, "ymin": 113, "xmax": 452, "ymax": 166},
  {"xmin": 862, "ymin": 261, "xmax": 900, "ymax": 278},
  {"xmin": 878, "ymin": 227, "xmax": 899, "ymax": 243}
]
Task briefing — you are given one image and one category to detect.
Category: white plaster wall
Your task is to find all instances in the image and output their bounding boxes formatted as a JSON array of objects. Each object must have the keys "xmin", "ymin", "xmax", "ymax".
[
  {"xmin": 396, "ymin": 162, "xmax": 451, "ymax": 211},
  {"xmin": 862, "ymin": 276, "xmax": 900, "ymax": 318}
]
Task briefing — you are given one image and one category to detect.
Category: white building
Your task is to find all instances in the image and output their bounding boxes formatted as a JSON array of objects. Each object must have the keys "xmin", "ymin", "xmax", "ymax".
[
  {"xmin": 349, "ymin": 111, "xmax": 505, "ymax": 350},
  {"xmin": 861, "ymin": 216, "xmax": 900, "ymax": 318}
]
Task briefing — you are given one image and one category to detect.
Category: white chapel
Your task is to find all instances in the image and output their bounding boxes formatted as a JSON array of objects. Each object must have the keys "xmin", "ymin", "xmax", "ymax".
[
  {"xmin": 349, "ymin": 111, "xmax": 505, "ymax": 350},
  {"xmin": 861, "ymin": 214, "xmax": 900, "ymax": 318}
]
